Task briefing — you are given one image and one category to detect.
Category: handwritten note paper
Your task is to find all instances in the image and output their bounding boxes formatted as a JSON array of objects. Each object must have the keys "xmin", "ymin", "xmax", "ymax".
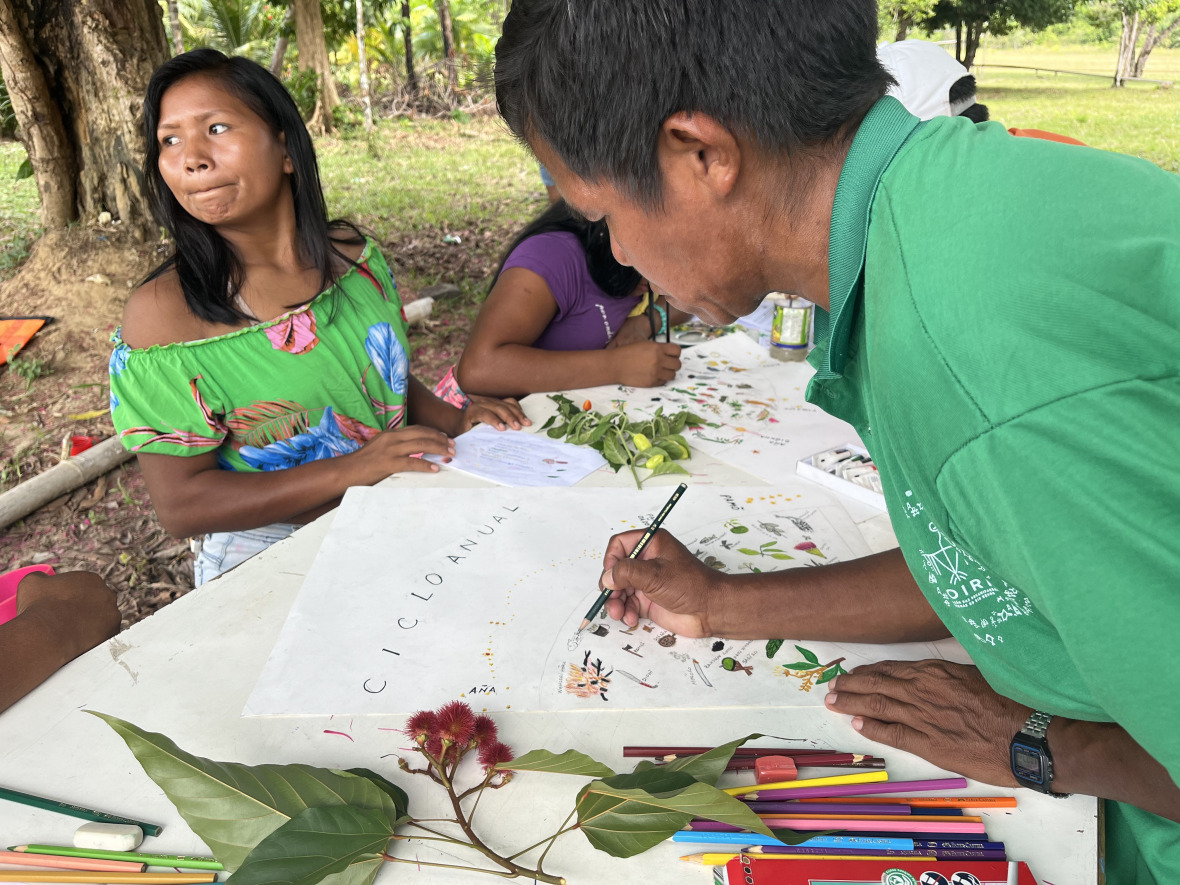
[{"xmin": 424, "ymin": 425, "xmax": 606, "ymax": 487}]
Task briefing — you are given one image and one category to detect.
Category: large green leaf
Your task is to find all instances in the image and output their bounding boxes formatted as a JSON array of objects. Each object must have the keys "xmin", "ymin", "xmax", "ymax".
[
  {"xmin": 497, "ymin": 749, "xmax": 616, "ymax": 778},
  {"xmin": 90, "ymin": 712, "xmax": 405, "ymax": 872},
  {"xmin": 631, "ymin": 734, "xmax": 763, "ymax": 786},
  {"xmin": 227, "ymin": 805, "xmax": 395, "ymax": 885},
  {"xmin": 575, "ymin": 769, "xmax": 772, "ymax": 857},
  {"xmin": 342, "ymin": 769, "xmax": 409, "ymax": 820}
]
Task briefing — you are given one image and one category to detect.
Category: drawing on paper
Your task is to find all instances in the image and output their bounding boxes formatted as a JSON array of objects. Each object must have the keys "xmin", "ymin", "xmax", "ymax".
[
  {"xmin": 774, "ymin": 645, "xmax": 847, "ymax": 692},
  {"xmin": 565, "ymin": 651, "xmax": 612, "ymax": 700}
]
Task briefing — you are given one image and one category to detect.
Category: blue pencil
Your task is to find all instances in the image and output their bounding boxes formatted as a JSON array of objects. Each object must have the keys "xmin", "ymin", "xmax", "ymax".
[{"xmin": 670, "ymin": 831, "xmax": 914, "ymax": 851}]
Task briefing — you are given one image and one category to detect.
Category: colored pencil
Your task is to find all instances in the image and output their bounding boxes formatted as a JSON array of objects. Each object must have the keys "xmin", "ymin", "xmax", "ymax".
[
  {"xmin": 752, "ymin": 814, "xmax": 980, "ymax": 823},
  {"xmin": 0, "ymin": 787, "xmax": 163, "ymax": 837},
  {"xmin": 0, "ymin": 874, "xmax": 213, "ymax": 884},
  {"xmin": 746, "ymin": 846, "xmax": 1008, "ymax": 860},
  {"xmin": 0, "ymin": 851, "xmax": 146, "ymax": 873},
  {"xmin": 739, "ymin": 802, "xmax": 911, "ymax": 816},
  {"xmin": 577, "ymin": 482, "xmax": 686, "ymax": 633},
  {"xmin": 680, "ymin": 853, "xmax": 939, "ymax": 864},
  {"xmin": 796, "ymin": 795, "xmax": 1017, "ymax": 808},
  {"xmin": 757, "ymin": 840, "xmax": 1006, "ymax": 852},
  {"xmin": 669, "ymin": 832, "xmax": 914, "ymax": 850},
  {"xmin": 738, "ymin": 776, "xmax": 968, "ymax": 801},
  {"xmin": 624, "ymin": 746, "xmax": 865, "ymax": 758},
  {"xmin": 725, "ymin": 770, "xmax": 886, "ymax": 797},
  {"xmin": 9, "ymin": 848, "xmax": 223, "ymax": 872},
  {"xmin": 726, "ymin": 755, "xmax": 886, "ymax": 771},
  {"xmin": 685, "ymin": 819, "xmax": 986, "ymax": 834}
]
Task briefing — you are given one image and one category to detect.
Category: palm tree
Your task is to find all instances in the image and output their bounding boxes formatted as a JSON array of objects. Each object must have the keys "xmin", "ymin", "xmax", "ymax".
[{"xmin": 178, "ymin": 0, "xmax": 282, "ymax": 65}]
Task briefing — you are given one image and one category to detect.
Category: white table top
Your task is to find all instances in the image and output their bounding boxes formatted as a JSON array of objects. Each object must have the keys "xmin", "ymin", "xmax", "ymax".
[{"xmin": 0, "ymin": 391, "xmax": 1098, "ymax": 885}]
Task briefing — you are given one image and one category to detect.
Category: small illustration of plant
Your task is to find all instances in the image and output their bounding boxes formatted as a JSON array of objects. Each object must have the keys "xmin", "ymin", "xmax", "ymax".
[
  {"xmin": 774, "ymin": 645, "xmax": 847, "ymax": 692},
  {"xmin": 725, "ymin": 518, "xmax": 749, "ymax": 534},
  {"xmin": 736, "ymin": 540, "xmax": 794, "ymax": 560}
]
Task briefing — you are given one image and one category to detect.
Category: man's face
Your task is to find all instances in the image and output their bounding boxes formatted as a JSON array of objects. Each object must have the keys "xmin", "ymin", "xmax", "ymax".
[{"xmin": 532, "ymin": 141, "xmax": 770, "ymax": 325}]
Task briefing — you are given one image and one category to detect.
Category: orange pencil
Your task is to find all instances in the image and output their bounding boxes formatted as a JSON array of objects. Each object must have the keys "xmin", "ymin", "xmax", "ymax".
[
  {"xmin": 796, "ymin": 796, "xmax": 1017, "ymax": 808},
  {"xmin": 0, "ymin": 851, "xmax": 146, "ymax": 873}
]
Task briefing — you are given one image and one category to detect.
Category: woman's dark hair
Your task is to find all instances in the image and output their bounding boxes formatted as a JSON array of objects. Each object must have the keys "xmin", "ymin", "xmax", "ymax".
[
  {"xmin": 490, "ymin": 200, "xmax": 641, "ymax": 299},
  {"xmin": 141, "ymin": 49, "xmax": 363, "ymax": 325}
]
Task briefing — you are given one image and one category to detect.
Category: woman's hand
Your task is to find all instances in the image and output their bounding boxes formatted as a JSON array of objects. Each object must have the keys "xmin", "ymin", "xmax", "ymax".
[
  {"xmin": 614, "ymin": 341, "xmax": 682, "ymax": 387},
  {"xmin": 461, "ymin": 395, "xmax": 531, "ymax": 432},
  {"xmin": 345, "ymin": 425, "xmax": 456, "ymax": 483}
]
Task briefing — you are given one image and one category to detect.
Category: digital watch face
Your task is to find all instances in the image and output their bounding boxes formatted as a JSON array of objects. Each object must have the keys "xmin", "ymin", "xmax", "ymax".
[{"xmin": 1012, "ymin": 743, "xmax": 1045, "ymax": 782}]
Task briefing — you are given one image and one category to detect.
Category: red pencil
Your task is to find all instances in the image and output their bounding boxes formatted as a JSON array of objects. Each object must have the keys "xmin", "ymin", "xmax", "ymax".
[{"xmin": 726, "ymin": 754, "xmax": 885, "ymax": 771}]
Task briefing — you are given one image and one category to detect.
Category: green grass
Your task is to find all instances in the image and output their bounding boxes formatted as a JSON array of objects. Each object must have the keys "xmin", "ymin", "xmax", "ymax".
[
  {"xmin": 974, "ymin": 47, "xmax": 1180, "ymax": 173},
  {"xmin": 0, "ymin": 140, "xmax": 42, "ymax": 278}
]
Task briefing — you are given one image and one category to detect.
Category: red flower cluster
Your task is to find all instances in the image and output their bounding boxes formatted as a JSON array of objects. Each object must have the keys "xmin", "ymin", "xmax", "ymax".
[
  {"xmin": 403, "ymin": 701, "xmax": 513, "ymax": 773},
  {"xmin": 477, "ymin": 741, "xmax": 515, "ymax": 774}
]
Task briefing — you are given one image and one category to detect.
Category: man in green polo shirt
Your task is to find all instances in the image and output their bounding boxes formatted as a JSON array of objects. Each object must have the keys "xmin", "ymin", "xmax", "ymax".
[{"xmin": 495, "ymin": 2, "xmax": 1180, "ymax": 882}]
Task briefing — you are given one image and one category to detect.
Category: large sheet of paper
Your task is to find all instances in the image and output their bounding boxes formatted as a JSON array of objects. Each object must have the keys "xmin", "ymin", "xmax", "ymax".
[
  {"xmin": 581, "ymin": 333, "xmax": 860, "ymax": 486},
  {"xmin": 246, "ymin": 486, "xmax": 965, "ymax": 717}
]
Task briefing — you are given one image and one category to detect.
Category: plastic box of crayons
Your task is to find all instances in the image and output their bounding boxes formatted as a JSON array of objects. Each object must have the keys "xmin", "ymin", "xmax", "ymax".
[
  {"xmin": 720, "ymin": 857, "xmax": 1037, "ymax": 884},
  {"xmin": 796, "ymin": 444, "xmax": 887, "ymax": 512}
]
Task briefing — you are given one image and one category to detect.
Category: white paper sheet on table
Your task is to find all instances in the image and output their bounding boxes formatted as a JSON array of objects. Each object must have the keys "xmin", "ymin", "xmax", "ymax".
[
  {"xmin": 423, "ymin": 425, "xmax": 606, "ymax": 487},
  {"xmin": 245, "ymin": 485, "xmax": 967, "ymax": 717}
]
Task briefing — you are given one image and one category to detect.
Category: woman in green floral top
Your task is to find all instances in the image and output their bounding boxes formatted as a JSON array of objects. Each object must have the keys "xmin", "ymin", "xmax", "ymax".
[{"xmin": 111, "ymin": 50, "xmax": 527, "ymax": 584}]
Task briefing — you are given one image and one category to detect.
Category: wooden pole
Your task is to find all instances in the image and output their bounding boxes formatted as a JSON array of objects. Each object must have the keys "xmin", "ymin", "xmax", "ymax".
[{"xmin": 0, "ymin": 437, "xmax": 133, "ymax": 531}]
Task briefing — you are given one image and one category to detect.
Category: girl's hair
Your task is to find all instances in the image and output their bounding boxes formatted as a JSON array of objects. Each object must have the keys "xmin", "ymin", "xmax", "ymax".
[
  {"xmin": 141, "ymin": 49, "xmax": 363, "ymax": 325},
  {"xmin": 490, "ymin": 200, "xmax": 642, "ymax": 298}
]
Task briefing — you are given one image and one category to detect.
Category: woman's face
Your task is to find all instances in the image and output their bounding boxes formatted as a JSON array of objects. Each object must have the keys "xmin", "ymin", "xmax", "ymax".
[{"xmin": 156, "ymin": 74, "xmax": 293, "ymax": 228}]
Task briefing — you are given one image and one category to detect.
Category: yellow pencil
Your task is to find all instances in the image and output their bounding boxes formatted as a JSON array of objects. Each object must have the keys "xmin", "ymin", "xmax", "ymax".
[
  {"xmin": 680, "ymin": 852, "xmax": 938, "ymax": 864},
  {"xmin": 0, "ymin": 874, "xmax": 216, "ymax": 883},
  {"xmin": 724, "ymin": 770, "xmax": 887, "ymax": 797}
]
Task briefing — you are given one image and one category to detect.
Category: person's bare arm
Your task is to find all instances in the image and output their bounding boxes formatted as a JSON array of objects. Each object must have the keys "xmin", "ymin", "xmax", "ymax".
[
  {"xmin": 456, "ymin": 267, "xmax": 681, "ymax": 397},
  {"xmin": 0, "ymin": 572, "xmax": 120, "ymax": 713},
  {"xmin": 600, "ymin": 529, "xmax": 948, "ymax": 643}
]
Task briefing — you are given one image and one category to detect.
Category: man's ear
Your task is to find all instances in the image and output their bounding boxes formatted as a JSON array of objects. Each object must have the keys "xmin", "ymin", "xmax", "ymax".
[{"xmin": 657, "ymin": 111, "xmax": 741, "ymax": 199}]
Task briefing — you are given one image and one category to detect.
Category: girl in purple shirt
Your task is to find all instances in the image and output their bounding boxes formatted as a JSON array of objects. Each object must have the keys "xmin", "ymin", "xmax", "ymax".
[{"xmin": 446, "ymin": 201, "xmax": 683, "ymax": 399}]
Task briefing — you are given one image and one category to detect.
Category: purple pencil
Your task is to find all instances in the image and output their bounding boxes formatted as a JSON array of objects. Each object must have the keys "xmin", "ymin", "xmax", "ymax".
[
  {"xmin": 738, "ymin": 777, "xmax": 968, "ymax": 802},
  {"xmin": 751, "ymin": 845, "xmax": 1007, "ymax": 861},
  {"xmin": 741, "ymin": 802, "xmax": 910, "ymax": 816}
]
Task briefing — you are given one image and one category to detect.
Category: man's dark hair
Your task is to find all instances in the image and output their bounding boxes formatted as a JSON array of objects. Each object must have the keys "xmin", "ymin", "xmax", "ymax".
[
  {"xmin": 141, "ymin": 49, "xmax": 363, "ymax": 325},
  {"xmin": 489, "ymin": 199, "xmax": 641, "ymax": 298},
  {"xmin": 496, "ymin": 0, "xmax": 892, "ymax": 208}
]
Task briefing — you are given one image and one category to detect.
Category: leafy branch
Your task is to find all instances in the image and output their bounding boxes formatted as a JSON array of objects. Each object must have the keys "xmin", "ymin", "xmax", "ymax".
[
  {"xmin": 540, "ymin": 394, "xmax": 703, "ymax": 489},
  {"xmin": 92, "ymin": 710, "xmax": 816, "ymax": 885}
]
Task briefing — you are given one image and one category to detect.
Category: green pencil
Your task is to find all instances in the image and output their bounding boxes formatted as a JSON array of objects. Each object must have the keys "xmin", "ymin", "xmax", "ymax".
[
  {"xmin": 0, "ymin": 787, "xmax": 163, "ymax": 837},
  {"xmin": 9, "ymin": 848, "xmax": 221, "ymax": 872}
]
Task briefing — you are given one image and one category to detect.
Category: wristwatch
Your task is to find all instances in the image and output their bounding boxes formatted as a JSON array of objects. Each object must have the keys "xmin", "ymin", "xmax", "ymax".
[{"xmin": 1010, "ymin": 710, "xmax": 1066, "ymax": 795}]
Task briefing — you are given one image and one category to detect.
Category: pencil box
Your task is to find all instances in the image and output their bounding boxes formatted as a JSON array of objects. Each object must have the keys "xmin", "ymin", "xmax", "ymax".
[
  {"xmin": 719, "ymin": 856, "xmax": 1038, "ymax": 885},
  {"xmin": 796, "ymin": 443, "xmax": 886, "ymax": 512}
]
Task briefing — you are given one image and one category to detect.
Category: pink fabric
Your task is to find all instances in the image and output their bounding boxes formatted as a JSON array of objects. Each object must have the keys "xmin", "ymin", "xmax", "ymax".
[
  {"xmin": 0, "ymin": 564, "xmax": 56, "ymax": 626},
  {"xmin": 433, "ymin": 365, "xmax": 470, "ymax": 409}
]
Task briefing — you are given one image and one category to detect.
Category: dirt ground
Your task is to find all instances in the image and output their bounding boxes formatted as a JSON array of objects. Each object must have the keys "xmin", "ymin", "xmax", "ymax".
[{"xmin": 0, "ymin": 221, "xmax": 512, "ymax": 629}]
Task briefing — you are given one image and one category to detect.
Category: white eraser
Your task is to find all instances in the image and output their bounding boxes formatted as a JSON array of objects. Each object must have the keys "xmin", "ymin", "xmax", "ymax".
[{"xmin": 73, "ymin": 821, "xmax": 144, "ymax": 851}]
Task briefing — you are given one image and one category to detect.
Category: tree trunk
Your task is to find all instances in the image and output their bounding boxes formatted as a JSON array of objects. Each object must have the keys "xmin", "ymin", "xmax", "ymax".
[
  {"xmin": 955, "ymin": 20, "xmax": 962, "ymax": 63},
  {"xmin": 894, "ymin": 12, "xmax": 912, "ymax": 43},
  {"xmin": 1133, "ymin": 13, "xmax": 1180, "ymax": 79},
  {"xmin": 437, "ymin": 0, "xmax": 457, "ymax": 90},
  {"xmin": 269, "ymin": 7, "xmax": 293, "ymax": 76},
  {"xmin": 0, "ymin": 0, "xmax": 167, "ymax": 238},
  {"xmin": 165, "ymin": 0, "xmax": 183, "ymax": 55},
  {"xmin": 401, "ymin": 0, "xmax": 417, "ymax": 97},
  {"xmin": 355, "ymin": 0, "xmax": 372, "ymax": 130},
  {"xmin": 1115, "ymin": 12, "xmax": 1141, "ymax": 87},
  {"xmin": 292, "ymin": 0, "xmax": 339, "ymax": 134},
  {"xmin": 962, "ymin": 21, "xmax": 983, "ymax": 69}
]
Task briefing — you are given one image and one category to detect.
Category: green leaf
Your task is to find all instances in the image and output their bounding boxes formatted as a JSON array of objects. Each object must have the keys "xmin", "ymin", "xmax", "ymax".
[
  {"xmin": 816, "ymin": 667, "xmax": 839, "ymax": 685},
  {"xmin": 648, "ymin": 460, "xmax": 688, "ymax": 477},
  {"xmin": 546, "ymin": 422, "xmax": 567, "ymax": 439},
  {"xmin": 498, "ymin": 748, "xmax": 616, "ymax": 778},
  {"xmin": 684, "ymin": 412, "xmax": 706, "ymax": 427},
  {"xmin": 15, "ymin": 157, "xmax": 33, "ymax": 181},
  {"xmin": 729, "ymin": 525, "xmax": 749, "ymax": 534},
  {"xmin": 780, "ymin": 661, "xmax": 818, "ymax": 670},
  {"xmin": 795, "ymin": 645, "xmax": 820, "ymax": 665},
  {"xmin": 89, "ymin": 712, "xmax": 404, "ymax": 872},
  {"xmin": 587, "ymin": 419, "xmax": 612, "ymax": 445},
  {"xmin": 765, "ymin": 639, "xmax": 784, "ymax": 659},
  {"xmin": 656, "ymin": 437, "xmax": 689, "ymax": 460},
  {"xmin": 633, "ymin": 734, "xmax": 763, "ymax": 786},
  {"xmin": 227, "ymin": 805, "xmax": 394, "ymax": 885},
  {"xmin": 602, "ymin": 433, "xmax": 630, "ymax": 466},
  {"xmin": 769, "ymin": 553, "xmax": 793, "ymax": 560},
  {"xmin": 575, "ymin": 769, "xmax": 773, "ymax": 857},
  {"xmin": 540, "ymin": 415, "xmax": 556, "ymax": 431},
  {"xmin": 342, "ymin": 769, "xmax": 409, "ymax": 821},
  {"xmin": 669, "ymin": 412, "xmax": 687, "ymax": 434},
  {"xmin": 737, "ymin": 548, "xmax": 760, "ymax": 556}
]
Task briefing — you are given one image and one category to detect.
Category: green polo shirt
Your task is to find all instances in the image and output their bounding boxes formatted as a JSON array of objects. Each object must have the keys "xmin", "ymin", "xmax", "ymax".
[{"xmin": 807, "ymin": 96, "xmax": 1180, "ymax": 883}]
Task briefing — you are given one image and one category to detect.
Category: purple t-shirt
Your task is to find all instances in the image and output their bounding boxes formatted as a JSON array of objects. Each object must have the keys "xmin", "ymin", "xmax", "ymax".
[{"xmin": 501, "ymin": 231, "xmax": 641, "ymax": 350}]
